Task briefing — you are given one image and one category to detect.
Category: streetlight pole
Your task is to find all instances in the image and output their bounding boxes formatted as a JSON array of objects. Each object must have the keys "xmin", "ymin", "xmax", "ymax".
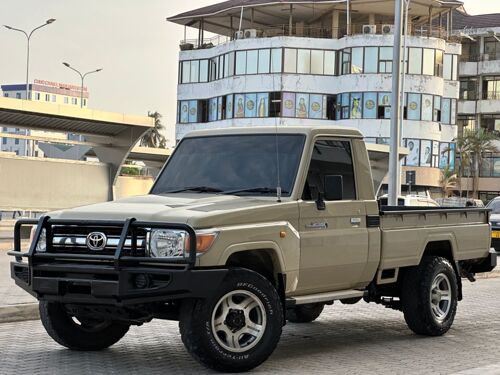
[
  {"xmin": 388, "ymin": 0, "xmax": 404, "ymax": 206},
  {"xmin": 3, "ymin": 19, "xmax": 56, "ymax": 100},
  {"xmin": 62, "ymin": 62, "xmax": 102, "ymax": 108}
]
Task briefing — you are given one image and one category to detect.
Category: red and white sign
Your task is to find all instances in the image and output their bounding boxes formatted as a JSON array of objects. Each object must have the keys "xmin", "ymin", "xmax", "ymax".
[{"xmin": 34, "ymin": 79, "xmax": 87, "ymax": 92}]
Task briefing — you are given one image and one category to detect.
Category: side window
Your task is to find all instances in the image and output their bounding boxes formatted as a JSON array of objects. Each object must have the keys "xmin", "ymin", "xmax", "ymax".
[{"xmin": 302, "ymin": 140, "xmax": 356, "ymax": 201}]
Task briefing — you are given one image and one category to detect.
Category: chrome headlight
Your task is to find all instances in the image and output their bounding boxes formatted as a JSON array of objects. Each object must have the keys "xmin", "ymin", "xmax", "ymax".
[
  {"xmin": 147, "ymin": 229, "xmax": 219, "ymax": 258},
  {"xmin": 149, "ymin": 229, "xmax": 188, "ymax": 258},
  {"xmin": 30, "ymin": 226, "xmax": 47, "ymax": 253}
]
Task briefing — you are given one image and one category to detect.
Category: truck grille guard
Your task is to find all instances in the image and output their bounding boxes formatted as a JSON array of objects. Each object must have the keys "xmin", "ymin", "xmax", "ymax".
[{"xmin": 8, "ymin": 216, "xmax": 198, "ymax": 269}]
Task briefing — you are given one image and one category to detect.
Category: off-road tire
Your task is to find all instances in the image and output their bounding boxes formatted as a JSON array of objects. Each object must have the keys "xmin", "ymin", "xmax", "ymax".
[
  {"xmin": 39, "ymin": 301, "xmax": 130, "ymax": 350},
  {"xmin": 179, "ymin": 268, "xmax": 283, "ymax": 373},
  {"xmin": 401, "ymin": 256, "xmax": 458, "ymax": 336},
  {"xmin": 287, "ymin": 303, "xmax": 324, "ymax": 323}
]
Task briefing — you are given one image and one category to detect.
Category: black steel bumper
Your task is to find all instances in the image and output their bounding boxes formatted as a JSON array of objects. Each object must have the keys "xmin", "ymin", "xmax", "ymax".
[
  {"xmin": 8, "ymin": 217, "xmax": 227, "ymax": 305},
  {"xmin": 462, "ymin": 248, "xmax": 498, "ymax": 274}
]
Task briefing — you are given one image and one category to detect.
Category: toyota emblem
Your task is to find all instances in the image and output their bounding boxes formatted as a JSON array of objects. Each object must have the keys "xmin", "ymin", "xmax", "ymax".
[{"xmin": 86, "ymin": 232, "xmax": 107, "ymax": 251}]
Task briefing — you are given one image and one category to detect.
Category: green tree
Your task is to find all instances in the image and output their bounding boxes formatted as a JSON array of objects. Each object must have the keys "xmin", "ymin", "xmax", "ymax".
[
  {"xmin": 452, "ymin": 133, "xmax": 472, "ymax": 198},
  {"xmin": 140, "ymin": 111, "xmax": 167, "ymax": 148},
  {"xmin": 439, "ymin": 165, "xmax": 457, "ymax": 198},
  {"xmin": 467, "ymin": 128, "xmax": 498, "ymax": 198}
]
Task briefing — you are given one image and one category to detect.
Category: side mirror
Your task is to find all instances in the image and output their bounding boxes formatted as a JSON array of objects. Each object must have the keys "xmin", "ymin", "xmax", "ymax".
[{"xmin": 324, "ymin": 175, "xmax": 343, "ymax": 201}]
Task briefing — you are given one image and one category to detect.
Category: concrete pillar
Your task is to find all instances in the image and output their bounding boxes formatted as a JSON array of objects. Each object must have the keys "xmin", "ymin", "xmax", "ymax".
[
  {"xmin": 477, "ymin": 36, "xmax": 485, "ymax": 129},
  {"xmin": 332, "ymin": 10, "xmax": 340, "ymax": 38},
  {"xmin": 369, "ymin": 14, "xmax": 375, "ymax": 25},
  {"xmin": 428, "ymin": 7, "xmax": 433, "ymax": 37},
  {"xmin": 289, "ymin": 5, "xmax": 293, "ymax": 36}
]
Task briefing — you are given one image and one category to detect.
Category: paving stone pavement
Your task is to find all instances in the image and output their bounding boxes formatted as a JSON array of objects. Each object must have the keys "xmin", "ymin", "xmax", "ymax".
[
  {"xmin": 1, "ymin": 278, "xmax": 500, "ymax": 375},
  {"xmin": 0, "ymin": 250, "xmax": 37, "ymax": 306}
]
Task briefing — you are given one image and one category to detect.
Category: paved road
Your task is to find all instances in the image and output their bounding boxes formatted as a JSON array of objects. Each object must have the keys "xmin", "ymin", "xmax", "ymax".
[{"xmin": 1, "ymin": 278, "xmax": 500, "ymax": 374}]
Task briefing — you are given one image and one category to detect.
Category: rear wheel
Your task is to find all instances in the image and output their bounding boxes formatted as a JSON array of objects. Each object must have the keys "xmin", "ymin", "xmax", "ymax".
[
  {"xmin": 287, "ymin": 303, "xmax": 324, "ymax": 323},
  {"xmin": 401, "ymin": 256, "xmax": 458, "ymax": 336},
  {"xmin": 39, "ymin": 301, "xmax": 129, "ymax": 350}
]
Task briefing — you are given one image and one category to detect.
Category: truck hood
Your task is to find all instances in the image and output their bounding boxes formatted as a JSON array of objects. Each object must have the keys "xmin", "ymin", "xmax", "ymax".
[{"xmin": 50, "ymin": 194, "xmax": 297, "ymax": 228}]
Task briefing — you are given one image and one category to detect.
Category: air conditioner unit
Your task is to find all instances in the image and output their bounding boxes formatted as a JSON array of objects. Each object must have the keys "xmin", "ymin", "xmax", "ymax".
[
  {"xmin": 234, "ymin": 31, "xmax": 244, "ymax": 40},
  {"xmin": 363, "ymin": 25, "xmax": 377, "ymax": 34},
  {"xmin": 244, "ymin": 29, "xmax": 258, "ymax": 38},
  {"xmin": 382, "ymin": 24, "xmax": 395, "ymax": 34}
]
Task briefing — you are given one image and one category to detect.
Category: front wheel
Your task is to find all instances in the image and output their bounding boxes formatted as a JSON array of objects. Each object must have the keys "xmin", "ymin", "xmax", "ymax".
[
  {"xmin": 401, "ymin": 256, "xmax": 458, "ymax": 336},
  {"xmin": 39, "ymin": 301, "xmax": 130, "ymax": 350},
  {"xmin": 179, "ymin": 268, "xmax": 283, "ymax": 372}
]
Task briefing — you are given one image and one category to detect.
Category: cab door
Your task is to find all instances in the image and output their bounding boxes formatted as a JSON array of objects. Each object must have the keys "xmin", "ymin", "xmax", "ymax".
[{"xmin": 295, "ymin": 139, "xmax": 369, "ymax": 294}]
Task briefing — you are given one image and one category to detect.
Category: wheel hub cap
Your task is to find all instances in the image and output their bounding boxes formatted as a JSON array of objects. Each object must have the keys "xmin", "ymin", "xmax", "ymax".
[
  {"xmin": 225, "ymin": 309, "xmax": 246, "ymax": 332},
  {"xmin": 430, "ymin": 273, "xmax": 452, "ymax": 322}
]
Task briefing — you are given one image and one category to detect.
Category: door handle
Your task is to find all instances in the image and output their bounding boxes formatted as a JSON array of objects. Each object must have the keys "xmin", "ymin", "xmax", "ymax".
[{"xmin": 305, "ymin": 222, "xmax": 328, "ymax": 229}]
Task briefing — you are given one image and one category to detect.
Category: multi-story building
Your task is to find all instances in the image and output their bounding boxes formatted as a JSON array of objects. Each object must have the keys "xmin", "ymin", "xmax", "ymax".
[
  {"xmin": 0, "ymin": 79, "xmax": 89, "ymax": 156},
  {"xmin": 454, "ymin": 12, "xmax": 500, "ymax": 201},
  {"xmin": 169, "ymin": 0, "xmax": 465, "ymax": 196}
]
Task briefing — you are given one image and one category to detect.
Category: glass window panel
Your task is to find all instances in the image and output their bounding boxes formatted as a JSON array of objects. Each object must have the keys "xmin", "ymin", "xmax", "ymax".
[
  {"xmin": 282, "ymin": 92, "xmax": 296, "ymax": 117},
  {"xmin": 443, "ymin": 54, "xmax": 452, "ymax": 80},
  {"xmin": 199, "ymin": 60, "xmax": 208, "ymax": 82},
  {"xmin": 452, "ymin": 55, "xmax": 458, "ymax": 81},
  {"xmin": 433, "ymin": 95, "xmax": 441, "ymax": 122},
  {"xmin": 364, "ymin": 47, "xmax": 378, "ymax": 73},
  {"xmin": 257, "ymin": 93, "xmax": 269, "ymax": 117},
  {"xmin": 217, "ymin": 97, "xmax": 223, "ymax": 120},
  {"xmin": 219, "ymin": 55, "xmax": 224, "ymax": 78},
  {"xmin": 451, "ymin": 99, "xmax": 457, "ymax": 124},
  {"xmin": 441, "ymin": 98, "xmax": 451, "ymax": 124},
  {"xmin": 209, "ymin": 98, "xmax": 218, "ymax": 122},
  {"xmin": 351, "ymin": 93, "xmax": 362, "ymax": 118},
  {"xmin": 270, "ymin": 48, "xmax": 282, "ymax": 73},
  {"xmin": 351, "ymin": 48, "xmax": 363, "ymax": 73},
  {"xmin": 226, "ymin": 94, "xmax": 233, "ymax": 119},
  {"xmin": 342, "ymin": 49, "xmax": 351, "ymax": 75},
  {"xmin": 258, "ymin": 49, "xmax": 270, "ymax": 74},
  {"xmin": 246, "ymin": 50, "xmax": 258, "ymax": 74},
  {"xmin": 435, "ymin": 50, "xmax": 443, "ymax": 77},
  {"xmin": 408, "ymin": 48, "xmax": 422, "ymax": 74},
  {"xmin": 439, "ymin": 143, "xmax": 449, "ymax": 169},
  {"xmin": 235, "ymin": 51, "xmax": 246, "ymax": 75},
  {"xmin": 296, "ymin": 93, "xmax": 309, "ymax": 118},
  {"xmin": 324, "ymin": 50, "xmax": 335, "ymax": 75},
  {"xmin": 190, "ymin": 60, "xmax": 199, "ymax": 83},
  {"xmin": 407, "ymin": 93, "xmax": 421, "ymax": 120},
  {"xmin": 406, "ymin": 139, "xmax": 420, "ymax": 166},
  {"xmin": 363, "ymin": 92, "xmax": 377, "ymax": 119},
  {"xmin": 422, "ymin": 49, "xmax": 435, "ymax": 75},
  {"xmin": 311, "ymin": 50, "xmax": 324, "ymax": 74},
  {"xmin": 297, "ymin": 49, "xmax": 311, "ymax": 74},
  {"xmin": 245, "ymin": 93, "xmax": 257, "ymax": 117},
  {"xmin": 493, "ymin": 157, "xmax": 500, "ymax": 177},
  {"xmin": 224, "ymin": 54, "xmax": 230, "ymax": 77},
  {"xmin": 421, "ymin": 94, "xmax": 433, "ymax": 121},
  {"xmin": 420, "ymin": 140, "xmax": 432, "ymax": 167},
  {"xmin": 182, "ymin": 61, "xmax": 190, "ymax": 83},
  {"xmin": 309, "ymin": 94, "xmax": 323, "ymax": 119},
  {"xmin": 210, "ymin": 58, "xmax": 217, "ymax": 81},
  {"xmin": 378, "ymin": 92, "xmax": 391, "ymax": 106},
  {"xmin": 179, "ymin": 101, "xmax": 189, "ymax": 123},
  {"xmin": 234, "ymin": 94, "xmax": 245, "ymax": 118},
  {"xmin": 284, "ymin": 49, "xmax": 297, "ymax": 73},
  {"xmin": 228, "ymin": 52, "xmax": 235, "ymax": 76},
  {"xmin": 379, "ymin": 47, "xmax": 392, "ymax": 60},
  {"xmin": 188, "ymin": 100, "xmax": 198, "ymax": 123}
]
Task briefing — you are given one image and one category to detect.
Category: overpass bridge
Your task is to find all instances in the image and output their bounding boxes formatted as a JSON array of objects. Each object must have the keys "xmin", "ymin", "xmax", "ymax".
[{"xmin": 0, "ymin": 96, "xmax": 170, "ymax": 212}]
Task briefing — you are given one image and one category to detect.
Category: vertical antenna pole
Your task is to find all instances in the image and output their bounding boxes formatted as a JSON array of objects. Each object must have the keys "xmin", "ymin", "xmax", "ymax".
[{"xmin": 238, "ymin": 6, "xmax": 244, "ymax": 32}]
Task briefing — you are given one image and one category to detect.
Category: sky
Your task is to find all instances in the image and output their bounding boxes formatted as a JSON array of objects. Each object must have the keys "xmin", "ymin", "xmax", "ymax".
[{"xmin": 1, "ymin": 0, "xmax": 500, "ymax": 145}]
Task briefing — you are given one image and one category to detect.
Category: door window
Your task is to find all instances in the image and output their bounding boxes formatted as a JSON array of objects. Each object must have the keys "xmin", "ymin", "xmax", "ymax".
[{"xmin": 302, "ymin": 140, "xmax": 356, "ymax": 200}]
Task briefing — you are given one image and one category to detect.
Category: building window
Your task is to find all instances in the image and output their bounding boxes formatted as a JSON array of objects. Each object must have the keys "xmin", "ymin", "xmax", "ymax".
[
  {"xmin": 45, "ymin": 94, "xmax": 50, "ymax": 102},
  {"xmin": 35, "ymin": 92, "xmax": 40, "ymax": 100},
  {"xmin": 72, "ymin": 97, "xmax": 78, "ymax": 105},
  {"xmin": 422, "ymin": 48, "xmax": 435, "ymax": 76},
  {"xmin": 83, "ymin": 99, "xmax": 87, "ymax": 106},
  {"xmin": 246, "ymin": 50, "xmax": 258, "ymax": 74},
  {"xmin": 443, "ymin": 54, "xmax": 458, "ymax": 80},
  {"xmin": 51, "ymin": 95, "xmax": 56, "ymax": 102},
  {"xmin": 258, "ymin": 49, "xmax": 270, "ymax": 74},
  {"xmin": 379, "ymin": 47, "xmax": 393, "ymax": 73},
  {"xmin": 284, "ymin": 48, "xmax": 297, "ymax": 73},
  {"xmin": 3, "ymin": 93, "xmax": 8, "ymax": 97},
  {"xmin": 484, "ymin": 37, "xmax": 500, "ymax": 61},
  {"xmin": 435, "ymin": 50, "xmax": 444, "ymax": 77},
  {"xmin": 199, "ymin": 59, "xmax": 209, "ymax": 82},
  {"xmin": 341, "ymin": 49, "xmax": 351, "ymax": 75},
  {"xmin": 460, "ymin": 78, "xmax": 478, "ymax": 100},
  {"xmin": 324, "ymin": 50, "xmax": 335, "ymax": 75},
  {"xmin": 15, "ymin": 139, "xmax": 19, "ymax": 145},
  {"xmin": 421, "ymin": 94, "xmax": 433, "ymax": 121},
  {"xmin": 364, "ymin": 47, "xmax": 378, "ymax": 73},
  {"xmin": 297, "ymin": 49, "xmax": 311, "ymax": 74},
  {"xmin": 457, "ymin": 115, "xmax": 475, "ymax": 136},
  {"xmin": 190, "ymin": 60, "xmax": 199, "ymax": 83},
  {"xmin": 310, "ymin": 50, "xmax": 324, "ymax": 75},
  {"xmin": 16, "ymin": 93, "xmax": 21, "ymax": 99},
  {"xmin": 236, "ymin": 51, "xmax": 247, "ymax": 75},
  {"xmin": 483, "ymin": 76, "xmax": 500, "ymax": 100},
  {"xmin": 351, "ymin": 47, "xmax": 363, "ymax": 73},
  {"xmin": 407, "ymin": 93, "xmax": 421, "ymax": 120},
  {"xmin": 408, "ymin": 48, "xmax": 422, "ymax": 75},
  {"xmin": 480, "ymin": 115, "xmax": 500, "ymax": 136},
  {"xmin": 271, "ymin": 48, "xmax": 282, "ymax": 73},
  {"xmin": 64, "ymin": 96, "xmax": 69, "ymax": 104},
  {"xmin": 2, "ymin": 138, "xmax": 6, "ymax": 145}
]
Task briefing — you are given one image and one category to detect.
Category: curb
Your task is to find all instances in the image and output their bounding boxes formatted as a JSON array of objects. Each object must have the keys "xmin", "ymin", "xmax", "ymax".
[{"xmin": 0, "ymin": 303, "xmax": 39, "ymax": 323}]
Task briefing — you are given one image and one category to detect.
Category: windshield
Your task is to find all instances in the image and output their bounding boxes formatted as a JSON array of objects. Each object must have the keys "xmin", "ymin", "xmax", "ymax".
[
  {"xmin": 151, "ymin": 134, "xmax": 306, "ymax": 197},
  {"xmin": 487, "ymin": 199, "xmax": 500, "ymax": 214}
]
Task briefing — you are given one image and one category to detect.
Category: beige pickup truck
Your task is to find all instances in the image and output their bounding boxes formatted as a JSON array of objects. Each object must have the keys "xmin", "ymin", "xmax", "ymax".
[{"xmin": 9, "ymin": 126, "xmax": 496, "ymax": 372}]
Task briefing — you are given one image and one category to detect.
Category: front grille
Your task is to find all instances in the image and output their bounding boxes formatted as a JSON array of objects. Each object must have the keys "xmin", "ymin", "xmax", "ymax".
[{"xmin": 50, "ymin": 225, "xmax": 148, "ymax": 256}]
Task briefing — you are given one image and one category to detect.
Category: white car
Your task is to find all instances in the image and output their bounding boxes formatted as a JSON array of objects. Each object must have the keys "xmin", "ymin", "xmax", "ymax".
[{"xmin": 378, "ymin": 194, "xmax": 440, "ymax": 207}]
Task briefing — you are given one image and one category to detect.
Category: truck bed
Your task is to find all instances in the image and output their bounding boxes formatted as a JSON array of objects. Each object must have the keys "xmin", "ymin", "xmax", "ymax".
[{"xmin": 378, "ymin": 207, "xmax": 491, "ymax": 271}]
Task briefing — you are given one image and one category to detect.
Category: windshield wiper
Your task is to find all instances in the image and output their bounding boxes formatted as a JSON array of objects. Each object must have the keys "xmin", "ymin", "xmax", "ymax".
[
  {"xmin": 223, "ymin": 187, "xmax": 289, "ymax": 195},
  {"xmin": 164, "ymin": 186, "xmax": 224, "ymax": 193}
]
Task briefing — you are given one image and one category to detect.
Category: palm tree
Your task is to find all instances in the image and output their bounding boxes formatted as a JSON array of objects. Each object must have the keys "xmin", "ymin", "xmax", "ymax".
[
  {"xmin": 140, "ymin": 111, "xmax": 167, "ymax": 148},
  {"xmin": 466, "ymin": 129, "xmax": 498, "ymax": 198},
  {"xmin": 439, "ymin": 165, "xmax": 457, "ymax": 198},
  {"xmin": 452, "ymin": 133, "xmax": 472, "ymax": 198}
]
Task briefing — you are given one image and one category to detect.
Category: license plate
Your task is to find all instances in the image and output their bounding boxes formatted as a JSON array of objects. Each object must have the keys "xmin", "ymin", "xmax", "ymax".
[{"xmin": 493, "ymin": 231, "xmax": 500, "ymax": 239}]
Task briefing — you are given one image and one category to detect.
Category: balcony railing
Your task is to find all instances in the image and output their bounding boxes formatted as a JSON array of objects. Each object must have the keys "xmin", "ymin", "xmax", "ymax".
[
  {"xmin": 459, "ymin": 53, "xmax": 500, "ymax": 62},
  {"xmin": 483, "ymin": 91, "xmax": 500, "ymax": 100},
  {"xmin": 179, "ymin": 24, "xmax": 457, "ymax": 50}
]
